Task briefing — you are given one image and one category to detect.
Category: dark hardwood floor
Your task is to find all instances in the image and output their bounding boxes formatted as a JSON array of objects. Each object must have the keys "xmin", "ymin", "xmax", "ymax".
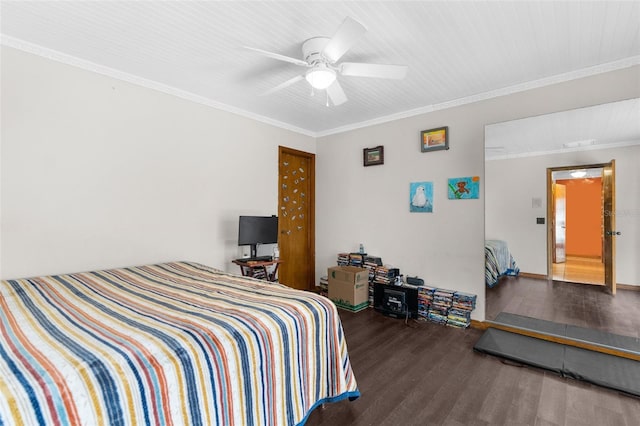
[
  {"xmin": 305, "ymin": 308, "xmax": 640, "ymax": 426},
  {"xmin": 486, "ymin": 276, "xmax": 640, "ymax": 338}
]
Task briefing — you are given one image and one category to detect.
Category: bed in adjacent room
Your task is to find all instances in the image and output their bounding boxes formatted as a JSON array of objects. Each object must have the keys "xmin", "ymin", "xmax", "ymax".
[
  {"xmin": 485, "ymin": 240, "xmax": 520, "ymax": 288},
  {"xmin": 0, "ymin": 261, "xmax": 359, "ymax": 425}
]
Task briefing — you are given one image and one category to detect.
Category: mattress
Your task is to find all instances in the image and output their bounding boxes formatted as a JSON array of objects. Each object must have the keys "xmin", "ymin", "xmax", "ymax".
[{"xmin": 0, "ymin": 261, "xmax": 359, "ymax": 425}]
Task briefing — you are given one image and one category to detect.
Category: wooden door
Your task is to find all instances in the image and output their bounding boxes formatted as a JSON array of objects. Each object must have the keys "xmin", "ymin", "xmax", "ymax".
[
  {"xmin": 552, "ymin": 183, "xmax": 567, "ymax": 263},
  {"xmin": 602, "ymin": 160, "xmax": 616, "ymax": 294},
  {"xmin": 278, "ymin": 147, "xmax": 315, "ymax": 291}
]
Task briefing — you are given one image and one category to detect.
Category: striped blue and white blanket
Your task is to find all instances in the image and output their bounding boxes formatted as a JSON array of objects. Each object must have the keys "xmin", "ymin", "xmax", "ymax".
[
  {"xmin": 0, "ymin": 261, "xmax": 359, "ymax": 425},
  {"xmin": 485, "ymin": 240, "xmax": 519, "ymax": 288}
]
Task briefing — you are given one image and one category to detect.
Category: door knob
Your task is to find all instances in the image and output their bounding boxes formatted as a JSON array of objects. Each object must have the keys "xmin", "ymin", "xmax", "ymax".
[{"xmin": 606, "ymin": 231, "xmax": 621, "ymax": 236}]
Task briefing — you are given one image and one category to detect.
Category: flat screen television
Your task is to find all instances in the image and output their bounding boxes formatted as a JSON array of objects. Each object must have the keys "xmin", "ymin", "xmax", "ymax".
[{"xmin": 238, "ymin": 215, "xmax": 278, "ymax": 258}]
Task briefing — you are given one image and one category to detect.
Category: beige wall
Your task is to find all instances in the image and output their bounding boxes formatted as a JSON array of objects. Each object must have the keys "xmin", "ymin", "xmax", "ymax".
[
  {"xmin": 2, "ymin": 45, "xmax": 638, "ymax": 319},
  {"xmin": 316, "ymin": 65, "xmax": 640, "ymax": 320},
  {"xmin": 1, "ymin": 47, "xmax": 315, "ymax": 279}
]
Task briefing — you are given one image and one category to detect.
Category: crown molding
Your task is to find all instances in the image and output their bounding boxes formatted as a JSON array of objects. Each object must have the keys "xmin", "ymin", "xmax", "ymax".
[
  {"xmin": 1, "ymin": 35, "xmax": 316, "ymax": 138},
  {"xmin": 3, "ymin": 35, "xmax": 639, "ymax": 140},
  {"xmin": 316, "ymin": 56, "xmax": 640, "ymax": 138},
  {"xmin": 485, "ymin": 139, "xmax": 640, "ymax": 161}
]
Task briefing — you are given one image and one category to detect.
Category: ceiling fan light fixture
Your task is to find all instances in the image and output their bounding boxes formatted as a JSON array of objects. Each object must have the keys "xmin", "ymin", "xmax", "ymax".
[
  {"xmin": 305, "ymin": 66, "xmax": 336, "ymax": 90},
  {"xmin": 571, "ymin": 169, "xmax": 587, "ymax": 178}
]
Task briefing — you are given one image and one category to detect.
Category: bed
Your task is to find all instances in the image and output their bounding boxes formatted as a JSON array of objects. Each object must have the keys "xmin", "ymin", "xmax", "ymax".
[
  {"xmin": 485, "ymin": 240, "xmax": 520, "ymax": 288},
  {"xmin": 0, "ymin": 261, "xmax": 359, "ymax": 425}
]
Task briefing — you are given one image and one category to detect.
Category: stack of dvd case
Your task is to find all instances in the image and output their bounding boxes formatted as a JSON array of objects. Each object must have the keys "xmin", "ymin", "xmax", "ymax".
[
  {"xmin": 363, "ymin": 256, "xmax": 382, "ymax": 306},
  {"xmin": 373, "ymin": 266, "xmax": 397, "ymax": 285},
  {"xmin": 251, "ymin": 268, "xmax": 266, "ymax": 280},
  {"xmin": 348, "ymin": 253, "xmax": 364, "ymax": 267},
  {"xmin": 417, "ymin": 286, "xmax": 436, "ymax": 319},
  {"xmin": 427, "ymin": 288, "xmax": 455, "ymax": 324},
  {"xmin": 447, "ymin": 307, "xmax": 472, "ymax": 328},
  {"xmin": 337, "ymin": 253, "xmax": 350, "ymax": 266},
  {"xmin": 452, "ymin": 291, "xmax": 477, "ymax": 311},
  {"xmin": 446, "ymin": 291, "xmax": 477, "ymax": 327},
  {"xmin": 318, "ymin": 275, "xmax": 329, "ymax": 297}
]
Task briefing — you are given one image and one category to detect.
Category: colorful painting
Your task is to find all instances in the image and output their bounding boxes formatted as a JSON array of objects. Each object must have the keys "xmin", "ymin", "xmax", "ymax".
[
  {"xmin": 448, "ymin": 176, "xmax": 480, "ymax": 199},
  {"xmin": 410, "ymin": 181, "xmax": 433, "ymax": 212},
  {"xmin": 421, "ymin": 126, "xmax": 449, "ymax": 152}
]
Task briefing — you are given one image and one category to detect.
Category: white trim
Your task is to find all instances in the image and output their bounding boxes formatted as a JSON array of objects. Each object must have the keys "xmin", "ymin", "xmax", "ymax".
[
  {"xmin": 1, "ymin": 36, "xmax": 316, "ymax": 138},
  {"xmin": 3, "ymin": 35, "xmax": 639, "ymax": 139},
  {"xmin": 317, "ymin": 56, "xmax": 640, "ymax": 137},
  {"xmin": 485, "ymin": 140, "xmax": 640, "ymax": 161}
]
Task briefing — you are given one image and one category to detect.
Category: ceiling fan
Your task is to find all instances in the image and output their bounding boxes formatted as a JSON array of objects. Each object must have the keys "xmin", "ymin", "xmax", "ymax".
[{"xmin": 245, "ymin": 17, "xmax": 408, "ymax": 106}]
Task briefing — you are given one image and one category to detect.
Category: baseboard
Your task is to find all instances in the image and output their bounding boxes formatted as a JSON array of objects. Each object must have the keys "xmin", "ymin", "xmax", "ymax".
[
  {"xmin": 518, "ymin": 272, "xmax": 547, "ymax": 280},
  {"xmin": 515, "ymin": 272, "xmax": 638, "ymax": 290},
  {"xmin": 470, "ymin": 319, "xmax": 490, "ymax": 330},
  {"xmin": 618, "ymin": 283, "xmax": 640, "ymax": 292},
  {"xmin": 566, "ymin": 254, "xmax": 602, "ymax": 259}
]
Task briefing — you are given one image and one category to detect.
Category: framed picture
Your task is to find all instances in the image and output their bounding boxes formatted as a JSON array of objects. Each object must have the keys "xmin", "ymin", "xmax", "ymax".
[
  {"xmin": 421, "ymin": 126, "xmax": 449, "ymax": 152},
  {"xmin": 410, "ymin": 181, "xmax": 433, "ymax": 212},
  {"xmin": 363, "ymin": 145, "xmax": 384, "ymax": 166},
  {"xmin": 448, "ymin": 176, "xmax": 480, "ymax": 199}
]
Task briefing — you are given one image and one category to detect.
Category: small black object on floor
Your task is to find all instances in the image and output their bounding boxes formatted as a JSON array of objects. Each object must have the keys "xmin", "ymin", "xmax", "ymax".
[{"xmin": 474, "ymin": 313, "xmax": 640, "ymax": 397}]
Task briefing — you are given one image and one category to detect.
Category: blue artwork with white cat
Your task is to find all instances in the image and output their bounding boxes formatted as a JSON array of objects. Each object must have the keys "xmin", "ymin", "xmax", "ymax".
[{"xmin": 410, "ymin": 181, "xmax": 433, "ymax": 212}]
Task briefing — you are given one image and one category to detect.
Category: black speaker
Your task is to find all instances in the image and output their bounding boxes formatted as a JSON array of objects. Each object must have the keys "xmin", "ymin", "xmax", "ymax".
[{"xmin": 373, "ymin": 283, "xmax": 418, "ymax": 319}]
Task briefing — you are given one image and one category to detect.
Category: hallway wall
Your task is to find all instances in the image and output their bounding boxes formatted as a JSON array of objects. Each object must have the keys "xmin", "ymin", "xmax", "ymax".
[{"xmin": 557, "ymin": 178, "xmax": 603, "ymax": 258}]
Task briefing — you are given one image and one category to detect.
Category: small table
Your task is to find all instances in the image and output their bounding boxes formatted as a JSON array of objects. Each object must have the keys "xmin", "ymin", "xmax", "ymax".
[{"xmin": 233, "ymin": 259, "xmax": 282, "ymax": 282}]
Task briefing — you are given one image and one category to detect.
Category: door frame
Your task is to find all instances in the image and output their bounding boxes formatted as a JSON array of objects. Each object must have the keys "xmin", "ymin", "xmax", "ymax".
[
  {"xmin": 546, "ymin": 161, "xmax": 615, "ymax": 293},
  {"xmin": 551, "ymin": 182, "xmax": 566, "ymax": 264},
  {"xmin": 602, "ymin": 160, "xmax": 616, "ymax": 294}
]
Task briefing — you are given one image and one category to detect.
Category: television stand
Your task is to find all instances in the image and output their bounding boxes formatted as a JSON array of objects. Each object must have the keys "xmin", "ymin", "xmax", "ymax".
[{"xmin": 233, "ymin": 259, "xmax": 281, "ymax": 282}]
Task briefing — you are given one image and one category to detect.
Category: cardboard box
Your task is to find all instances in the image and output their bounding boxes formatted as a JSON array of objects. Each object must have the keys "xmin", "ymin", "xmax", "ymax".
[{"xmin": 328, "ymin": 266, "xmax": 369, "ymax": 312}]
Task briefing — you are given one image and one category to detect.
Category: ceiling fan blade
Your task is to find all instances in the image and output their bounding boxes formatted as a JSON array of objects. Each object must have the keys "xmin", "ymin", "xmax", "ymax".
[
  {"xmin": 341, "ymin": 62, "xmax": 408, "ymax": 79},
  {"xmin": 261, "ymin": 75, "xmax": 304, "ymax": 96},
  {"xmin": 326, "ymin": 80, "xmax": 348, "ymax": 106},
  {"xmin": 322, "ymin": 17, "xmax": 367, "ymax": 63},
  {"xmin": 244, "ymin": 46, "xmax": 308, "ymax": 67}
]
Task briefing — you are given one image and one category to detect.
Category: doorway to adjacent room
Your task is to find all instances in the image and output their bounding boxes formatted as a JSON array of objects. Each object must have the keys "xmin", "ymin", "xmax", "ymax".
[{"xmin": 547, "ymin": 161, "xmax": 616, "ymax": 293}]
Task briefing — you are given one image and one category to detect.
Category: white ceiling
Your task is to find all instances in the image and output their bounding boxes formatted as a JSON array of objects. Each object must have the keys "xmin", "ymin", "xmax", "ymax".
[
  {"xmin": 1, "ymin": 1, "xmax": 639, "ymax": 138},
  {"xmin": 485, "ymin": 98, "xmax": 640, "ymax": 160}
]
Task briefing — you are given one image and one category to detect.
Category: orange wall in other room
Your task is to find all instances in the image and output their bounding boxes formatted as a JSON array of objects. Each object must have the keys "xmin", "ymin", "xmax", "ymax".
[{"xmin": 557, "ymin": 178, "xmax": 602, "ymax": 258}]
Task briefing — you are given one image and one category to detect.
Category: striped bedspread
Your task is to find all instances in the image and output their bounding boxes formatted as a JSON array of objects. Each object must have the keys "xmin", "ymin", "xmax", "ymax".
[
  {"xmin": 0, "ymin": 261, "xmax": 359, "ymax": 426},
  {"xmin": 485, "ymin": 240, "xmax": 519, "ymax": 288}
]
